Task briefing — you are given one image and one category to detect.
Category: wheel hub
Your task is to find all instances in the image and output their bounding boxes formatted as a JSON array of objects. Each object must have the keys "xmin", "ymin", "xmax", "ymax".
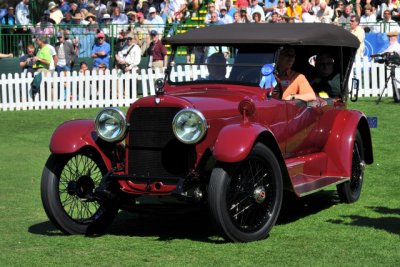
[
  {"xmin": 67, "ymin": 175, "xmax": 95, "ymax": 199},
  {"xmin": 253, "ymin": 186, "xmax": 266, "ymax": 204}
]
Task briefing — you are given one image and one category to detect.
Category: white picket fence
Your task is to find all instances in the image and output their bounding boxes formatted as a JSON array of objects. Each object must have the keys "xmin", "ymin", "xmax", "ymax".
[{"xmin": 0, "ymin": 57, "xmax": 397, "ymax": 111}]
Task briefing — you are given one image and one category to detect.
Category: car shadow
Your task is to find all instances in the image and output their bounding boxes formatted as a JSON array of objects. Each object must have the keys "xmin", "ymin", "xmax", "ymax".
[
  {"xmin": 28, "ymin": 191, "xmax": 341, "ymax": 242},
  {"xmin": 277, "ymin": 190, "xmax": 339, "ymax": 225},
  {"xmin": 105, "ymin": 207, "xmax": 224, "ymax": 243},
  {"xmin": 28, "ymin": 221, "xmax": 66, "ymax": 236},
  {"xmin": 327, "ymin": 206, "xmax": 400, "ymax": 235}
]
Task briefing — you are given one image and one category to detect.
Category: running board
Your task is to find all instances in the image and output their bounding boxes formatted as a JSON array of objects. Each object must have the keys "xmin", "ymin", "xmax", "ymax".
[{"xmin": 285, "ymin": 152, "xmax": 349, "ymax": 197}]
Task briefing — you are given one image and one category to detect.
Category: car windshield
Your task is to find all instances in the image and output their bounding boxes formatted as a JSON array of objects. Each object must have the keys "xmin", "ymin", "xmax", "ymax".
[{"xmin": 168, "ymin": 45, "xmax": 276, "ymax": 86}]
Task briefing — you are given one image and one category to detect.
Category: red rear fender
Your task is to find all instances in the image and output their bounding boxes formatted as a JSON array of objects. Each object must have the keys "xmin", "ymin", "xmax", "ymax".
[{"xmin": 324, "ymin": 110, "xmax": 373, "ymax": 177}]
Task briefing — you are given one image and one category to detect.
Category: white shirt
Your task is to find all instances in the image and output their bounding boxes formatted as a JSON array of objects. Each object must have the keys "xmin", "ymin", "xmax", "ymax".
[
  {"xmin": 247, "ymin": 5, "xmax": 265, "ymax": 21},
  {"xmin": 378, "ymin": 19, "xmax": 400, "ymax": 33},
  {"xmin": 118, "ymin": 43, "xmax": 141, "ymax": 70},
  {"xmin": 15, "ymin": 1, "xmax": 30, "ymax": 25},
  {"xmin": 384, "ymin": 41, "xmax": 400, "ymax": 55},
  {"xmin": 47, "ymin": 44, "xmax": 57, "ymax": 71}
]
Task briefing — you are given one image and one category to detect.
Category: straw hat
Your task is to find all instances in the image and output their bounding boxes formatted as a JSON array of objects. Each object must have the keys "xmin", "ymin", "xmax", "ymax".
[
  {"xmin": 85, "ymin": 13, "xmax": 97, "ymax": 20},
  {"xmin": 387, "ymin": 31, "xmax": 399, "ymax": 37}
]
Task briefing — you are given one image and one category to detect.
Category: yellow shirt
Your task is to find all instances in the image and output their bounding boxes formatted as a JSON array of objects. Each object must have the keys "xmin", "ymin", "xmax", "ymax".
[
  {"xmin": 351, "ymin": 26, "xmax": 365, "ymax": 58},
  {"xmin": 286, "ymin": 6, "xmax": 303, "ymax": 21}
]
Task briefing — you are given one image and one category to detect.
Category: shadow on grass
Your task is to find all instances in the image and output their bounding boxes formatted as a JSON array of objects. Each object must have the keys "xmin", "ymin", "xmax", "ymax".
[
  {"xmin": 277, "ymin": 190, "xmax": 339, "ymax": 225},
  {"xmin": 28, "ymin": 221, "xmax": 66, "ymax": 236},
  {"xmin": 28, "ymin": 190, "xmax": 341, "ymax": 242},
  {"xmin": 327, "ymin": 206, "xmax": 400, "ymax": 235},
  {"xmin": 106, "ymin": 206, "xmax": 225, "ymax": 243}
]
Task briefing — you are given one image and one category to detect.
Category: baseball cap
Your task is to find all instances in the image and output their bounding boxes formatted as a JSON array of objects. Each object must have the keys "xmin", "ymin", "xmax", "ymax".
[
  {"xmin": 220, "ymin": 6, "xmax": 227, "ymax": 11},
  {"xmin": 149, "ymin": 7, "xmax": 156, "ymax": 13},
  {"xmin": 150, "ymin": 30, "xmax": 158, "ymax": 36},
  {"xmin": 56, "ymin": 32, "xmax": 63, "ymax": 38},
  {"xmin": 97, "ymin": 32, "xmax": 105, "ymax": 38}
]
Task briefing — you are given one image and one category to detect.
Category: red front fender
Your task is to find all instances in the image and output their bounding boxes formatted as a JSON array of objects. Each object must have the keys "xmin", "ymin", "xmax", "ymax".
[
  {"xmin": 49, "ymin": 119, "xmax": 113, "ymax": 169},
  {"xmin": 213, "ymin": 123, "xmax": 266, "ymax": 162}
]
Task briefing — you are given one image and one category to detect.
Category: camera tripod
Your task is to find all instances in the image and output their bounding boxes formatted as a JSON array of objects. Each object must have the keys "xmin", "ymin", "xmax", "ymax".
[{"xmin": 376, "ymin": 64, "xmax": 400, "ymax": 104}]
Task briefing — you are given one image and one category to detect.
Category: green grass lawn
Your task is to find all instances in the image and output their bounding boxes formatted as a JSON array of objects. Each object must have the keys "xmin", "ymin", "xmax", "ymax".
[{"xmin": 0, "ymin": 98, "xmax": 399, "ymax": 266}]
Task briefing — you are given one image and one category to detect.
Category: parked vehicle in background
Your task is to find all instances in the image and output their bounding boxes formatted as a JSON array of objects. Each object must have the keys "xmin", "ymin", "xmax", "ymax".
[{"xmin": 41, "ymin": 24, "xmax": 373, "ymax": 242}]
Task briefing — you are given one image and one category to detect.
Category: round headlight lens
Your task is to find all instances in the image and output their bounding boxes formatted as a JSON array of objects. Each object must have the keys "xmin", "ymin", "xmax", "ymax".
[
  {"xmin": 172, "ymin": 109, "xmax": 207, "ymax": 144},
  {"xmin": 95, "ymin": 107, "xmax": 127, "ymax": 142}
]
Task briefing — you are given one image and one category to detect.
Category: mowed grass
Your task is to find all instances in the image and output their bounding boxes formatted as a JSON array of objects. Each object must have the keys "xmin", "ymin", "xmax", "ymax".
[{"xmin": 0, "ymin": 98, "xmax": 399, "ymax": 266}]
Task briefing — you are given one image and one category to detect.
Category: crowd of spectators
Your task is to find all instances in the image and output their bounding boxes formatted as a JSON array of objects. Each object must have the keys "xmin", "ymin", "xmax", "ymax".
[{"xmin": 1, "ymin": 0, "xmax": 400, "ymax": 74}]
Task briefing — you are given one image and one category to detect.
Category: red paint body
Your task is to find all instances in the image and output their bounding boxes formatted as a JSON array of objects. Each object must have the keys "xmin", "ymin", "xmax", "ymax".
[{"xmin": 49, "ymin": 82, "xmax": 373, "ymax": 197}]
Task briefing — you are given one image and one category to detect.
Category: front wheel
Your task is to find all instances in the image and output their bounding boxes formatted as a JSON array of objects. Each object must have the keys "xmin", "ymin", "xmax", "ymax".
[
  {"xmin": 337, "ymin": 130, "xmax": 365, "ymax": 203},
  {"xmin": 41, "ymin": 150, "xmax": 119, "ymax": 235},
  {"xmin": 208, "ymin": 143, "xmax": 283, "ymax": 242}
]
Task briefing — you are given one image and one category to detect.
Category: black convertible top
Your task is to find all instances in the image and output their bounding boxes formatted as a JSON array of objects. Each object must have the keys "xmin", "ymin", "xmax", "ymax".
[{"xmin": 166, "ymin": 23, "xmax": 360, "ymax": 48}]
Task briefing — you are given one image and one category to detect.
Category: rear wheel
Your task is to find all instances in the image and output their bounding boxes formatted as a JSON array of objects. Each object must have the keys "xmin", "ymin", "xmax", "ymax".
[
  {"xmin": 337, "ymin": 130, "xmax": 365, "ymax": 203},
  {"xmin": 41, "ymin": 150, "xmax": 119, "ymax": 234},
  {"xmin": 208, "ymin": 143, "xmax": 283, "ymax": 242}
]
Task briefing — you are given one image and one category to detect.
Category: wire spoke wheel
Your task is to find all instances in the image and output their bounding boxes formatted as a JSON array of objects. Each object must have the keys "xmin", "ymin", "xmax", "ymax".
[
  {"xmin": 59, "ymin": 154, "xmax": 103, "ymax": 223},
  {"xmin": 41, "ymin": 150, "xmax": 118, "ymax": 234},
  {"xmin": 208, "ymin": 143, "xmax": 283, "ymax": 242},
  {"xmin": 228, "ymin": 158, "xmax": 274, "ymax": 232}
]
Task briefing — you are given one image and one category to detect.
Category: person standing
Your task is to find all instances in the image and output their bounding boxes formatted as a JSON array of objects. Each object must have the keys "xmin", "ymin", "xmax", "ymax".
[
  {"xmin": 55, "ymin": 32, "xmax": 76, "ymax": 73},
  {"xmin": 91, "ymin": 31, "xmax": 111, "ymax": 69},
  {"xmin": 15, "ymin": 0, "xmax": 31, "ymax": 52},
  {"xmin": 19, "ymin": 44, "xmax": 36, "ymax": 74},
  {"xmin": 33, "ymin": 36, "xmax": 52, "ymax": 72},
  {"xmin": 115, "ymin": 34, "xmax": 142, "ymax": 73},
  {"xmin": 349, "ymin": 15, "xmax": 365, "ymax": 58},
  {"xmin": 148, "ymin": 30, "xmax": 167, "ymax": 70},
  {"xmin": 1, "ymin": 6, "xmax": 17, "ymax": 55},
  {"xmin": 15, "ymin": 0, "xmax": 30, "ymax": 26}
]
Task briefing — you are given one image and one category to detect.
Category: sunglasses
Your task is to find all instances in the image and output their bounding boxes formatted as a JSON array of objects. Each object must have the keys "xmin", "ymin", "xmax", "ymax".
[{"xmin": 350, "ymin": 20, "xmax": 356, "ymax": 22}]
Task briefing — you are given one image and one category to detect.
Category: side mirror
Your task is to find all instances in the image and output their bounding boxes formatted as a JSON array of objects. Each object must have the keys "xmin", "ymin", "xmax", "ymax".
[
  {"xmin": 155, "ymin": 78, "xmax": 165, "ymax": 95},
  {"xmin": 350, "ymin": 77, "xmax": 359, "ymax": 102}
]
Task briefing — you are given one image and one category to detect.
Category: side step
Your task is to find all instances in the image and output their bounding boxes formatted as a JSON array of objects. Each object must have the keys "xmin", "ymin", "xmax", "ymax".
[{"xmin": 285, "ymin": 152, "xmax": 349, "ymax": 197}]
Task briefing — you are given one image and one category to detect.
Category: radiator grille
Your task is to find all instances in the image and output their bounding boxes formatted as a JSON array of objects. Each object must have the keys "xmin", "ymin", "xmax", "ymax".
[{"xmin": 127, "ymin": 107, "xmax": 195, "ymax": 177}]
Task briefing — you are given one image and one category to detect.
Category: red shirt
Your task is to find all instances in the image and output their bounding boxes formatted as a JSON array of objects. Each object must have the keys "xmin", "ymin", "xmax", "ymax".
[{"xmin": 150, "ymin": 40, "xmax": 167, "ymax": 61}]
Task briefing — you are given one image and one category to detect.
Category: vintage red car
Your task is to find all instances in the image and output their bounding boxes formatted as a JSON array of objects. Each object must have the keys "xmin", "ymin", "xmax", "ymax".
[{"xmin": 41, "ymin": 24, "xmax": 373, "ymax": 242}]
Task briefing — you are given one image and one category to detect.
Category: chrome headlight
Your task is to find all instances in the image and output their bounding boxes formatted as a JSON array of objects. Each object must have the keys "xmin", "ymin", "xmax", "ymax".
[
  {"xmin": 172, "ymin": 109, "xmax": 207, "ymax": 144},
  {"xmin": 95, "ymin": 107, "xmax": 127, "ymax": 142}
]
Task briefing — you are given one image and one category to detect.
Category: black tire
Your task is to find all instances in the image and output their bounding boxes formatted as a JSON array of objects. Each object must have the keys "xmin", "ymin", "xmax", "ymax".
[
  {"xmin": 41, "ymin": 150, "xmax": 119, "ymax": 235},
  {"xmin": 337, "ymin": 130, "xmax": 365, "ymax": 203},
  {"xmin": 208, "ymin": 143, "xmax": 283, "ymax": 242}
]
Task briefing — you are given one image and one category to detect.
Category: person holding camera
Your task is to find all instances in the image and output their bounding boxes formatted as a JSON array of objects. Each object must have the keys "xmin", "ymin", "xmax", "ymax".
[
  {"xmin": 19, "ymin": 44, "xmax": 35, "ymax": 74},
  {"xmin": 115, "ymin": 34, "xmax": 141, "ymax": 73}
]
